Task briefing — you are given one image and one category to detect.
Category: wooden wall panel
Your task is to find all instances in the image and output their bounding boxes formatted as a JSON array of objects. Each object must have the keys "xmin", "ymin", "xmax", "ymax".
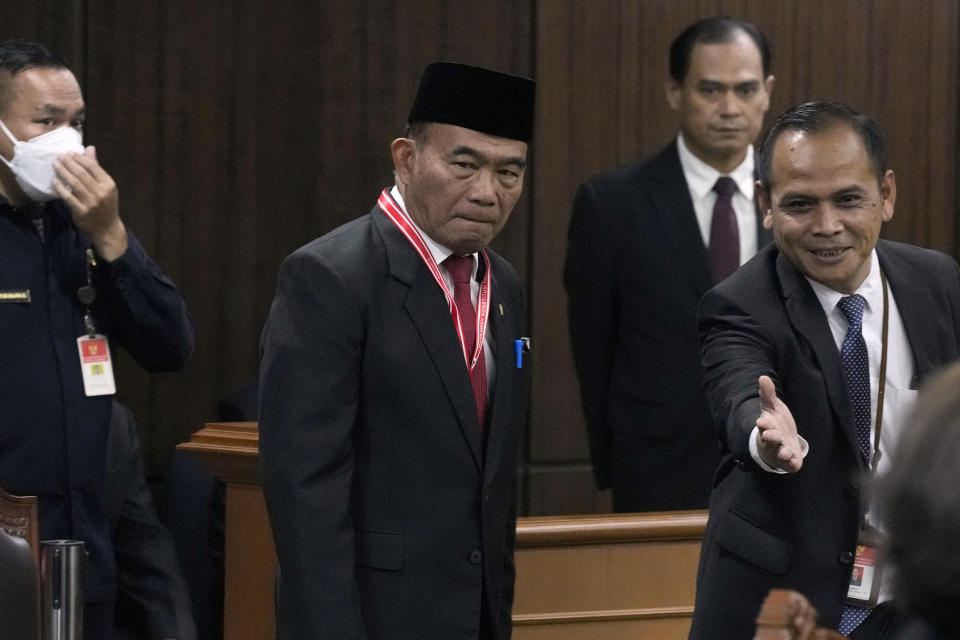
[
  {"xmin": 4, "ymin": 1, "xmax": 959, "ymax": 519},
  {"xmin": 61, "ymin": 0, "xmax": 534, "ymax": 473},
  {"xmin": 0, "ymin": 2, "xmax": 85, "ymax": 75},
  {"xmin": 530, "ymin": 0, "xmax": 959, "ymax": 514}
]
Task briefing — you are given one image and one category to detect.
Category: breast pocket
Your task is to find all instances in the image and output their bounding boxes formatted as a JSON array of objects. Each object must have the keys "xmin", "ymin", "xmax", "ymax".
[
  {"xmin": 876, "ymin": 386, "xmax": 919, "ymax": 476},
  {"xmin": 355, "ymin": 529, "xmax": 404, "ymax": 571}
]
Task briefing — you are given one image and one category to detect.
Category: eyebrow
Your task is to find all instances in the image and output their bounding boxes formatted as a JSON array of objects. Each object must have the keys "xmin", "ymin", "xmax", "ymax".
[
  {"xmin": 38, "ymin": 104, "xmax": 85, "ymax": 117},
  {"xmin": 449, "ymin": 145, "xmax": 527, "ymax": 170},
  {"xmin": 777, "ymin": 185, "xmax": 869, "ymax": 201},
  {"xmin": 697, "ymin": 79, "xmax": 761, "ymax": 89}
]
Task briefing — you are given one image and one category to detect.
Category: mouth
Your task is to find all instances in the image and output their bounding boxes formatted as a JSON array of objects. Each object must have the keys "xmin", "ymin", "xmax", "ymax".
[
  {"xmin": 807, "ymin": 247, "xmax": 849, "ymax": 263},
  {"xmin": 455, "ymin": 214, "xmax": 496, "ymax": 226}
]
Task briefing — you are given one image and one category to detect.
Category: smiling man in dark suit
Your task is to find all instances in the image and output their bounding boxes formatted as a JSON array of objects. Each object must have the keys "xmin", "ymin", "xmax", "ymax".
[
  {"xmin": 688, "ymin": 102, "xmax": 960, "ymax": 639},
  {"xmin": 565, "ymin": 16, "xmax": 775, "ymax": 512},
  {"xmin": 258, "ymin": 62, "xmax": 533, "ymax": 640}
]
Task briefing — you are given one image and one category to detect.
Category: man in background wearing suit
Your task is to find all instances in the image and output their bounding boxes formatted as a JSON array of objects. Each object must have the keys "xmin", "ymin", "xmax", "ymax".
[
  {"xmin": 688, "ymin": 102, "xmax": 960, "ymax": 639},
  {"xmin": 565, "ymin": 16, "xmax": 775, "ymax": 511},
  {"xmin": 259, "ymin": 62, "xmax": 533, "ymax": 640}
]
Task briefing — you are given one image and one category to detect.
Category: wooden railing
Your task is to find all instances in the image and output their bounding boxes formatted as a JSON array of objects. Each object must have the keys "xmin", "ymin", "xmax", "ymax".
[
  {"xmin": 513, "ymin": 511, "xmax": 705, "ymax": 639},
  {"xmin": 179, "ymin": 423, "xmax": 708, "ymax": 640}
]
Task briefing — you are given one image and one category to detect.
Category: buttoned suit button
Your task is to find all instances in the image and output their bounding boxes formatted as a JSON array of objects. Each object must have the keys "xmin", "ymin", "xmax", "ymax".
[
  {"xmin": 469, "ymin": 549, "xmax": 482, "ymax": 564},
  {"xmin": 839, "ymin": 551, "xmax": 854, "ymax": 564},
  {"xmin": 844, "ymin": 483, "xmax": 859, "ymax": 498}
]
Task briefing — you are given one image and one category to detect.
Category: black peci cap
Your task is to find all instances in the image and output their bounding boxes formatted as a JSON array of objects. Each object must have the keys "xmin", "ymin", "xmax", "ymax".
[{"xmin": 407, "ymin": 61, "xmax": 535, "ymax": 143}]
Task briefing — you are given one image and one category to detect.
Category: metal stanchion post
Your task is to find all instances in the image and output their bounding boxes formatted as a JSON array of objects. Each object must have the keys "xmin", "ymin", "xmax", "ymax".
[{"xmin": 40, "ymin": 540, "xmax": 86, "ymax": 640}]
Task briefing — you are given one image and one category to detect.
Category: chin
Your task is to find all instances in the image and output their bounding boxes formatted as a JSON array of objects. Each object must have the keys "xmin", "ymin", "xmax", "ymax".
[
  {"xmin": 453, "ymin": 233, "xmax": 493, "ymax": 254},
  {"xmin": 809, "ymin": 271, "xmax": 853, "ymax": 293},
  {"xmin": 457, "ymin": 242, "xmax": 488, "ymax": 255}
]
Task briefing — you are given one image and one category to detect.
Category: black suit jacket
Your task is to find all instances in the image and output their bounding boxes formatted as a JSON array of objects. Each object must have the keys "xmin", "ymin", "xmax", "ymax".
[
  {"xmin": 688, "ymin": 240, "xmax": 960, "ymax": 640},
  {"xmin": 103, "ymin": 401, "xmax": 197, "ymax": 640},
  {"xmin": 259, "ymin": 201, "xmax": 529, "ymax": 640},
  {"xmin": 565, "ymin": 141, "xmax": 770, "ymax": 510}
]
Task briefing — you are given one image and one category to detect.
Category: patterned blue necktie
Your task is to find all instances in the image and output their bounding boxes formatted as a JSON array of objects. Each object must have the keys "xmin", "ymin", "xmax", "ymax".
[
  {"xmin": 837, "ymin": 294, "xmax": 871, "ymax": 465},
  {"xmin": 836, "ymin": 294, "xmax": 873, "ymax": 637},
  {"xmin": 838, "ymin": 605, "xmax": 872, "ymax": 636}
]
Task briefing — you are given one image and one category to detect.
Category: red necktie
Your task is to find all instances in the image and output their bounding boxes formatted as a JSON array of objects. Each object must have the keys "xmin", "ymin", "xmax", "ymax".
[
  {"xmin": 443, "ymin": 254, "xmax": 487, "ymax": 429},
  {"xmin": 709, "ymin": 176, "xmax": 740, "ymax": 283}
]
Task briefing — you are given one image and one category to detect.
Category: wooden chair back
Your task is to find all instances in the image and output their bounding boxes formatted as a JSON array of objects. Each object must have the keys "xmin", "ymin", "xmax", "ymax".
[
  {"xmin": 754, "ymin": 589, "xmax": 848, "ymax": 640},
  {"xmin": 0, "ymin": 485, "xmax": 39, "ymax": 568}
]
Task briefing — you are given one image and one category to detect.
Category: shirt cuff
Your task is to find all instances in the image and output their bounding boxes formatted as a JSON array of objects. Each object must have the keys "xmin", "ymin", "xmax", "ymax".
[
  {"xmin": 97, "ymin": 232, "xmax": 147, "ymax": 290},
  {"xmin": 748, "ymin": 425, "xmax": 809, "ymax": 473}
]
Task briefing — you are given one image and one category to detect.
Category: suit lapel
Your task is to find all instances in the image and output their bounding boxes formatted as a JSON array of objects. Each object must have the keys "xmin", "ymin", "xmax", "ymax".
[
  {"xmin": 877, "ymin": 243, "xmax": 939, "ymax": 385},
  {"xmin": 776, "ymin": 253, "xmax": 864, "ymax": 467},
  {"xmin": 375, "ymin": 211, "xmax": 483, "ymax": 471},
  {"xmin": 482, "ymin": 273, "xmax": 512, "ymax": 485},
  {"xmin": 646, "ymin": 143, "xmax": 713, "ymax": 295}
]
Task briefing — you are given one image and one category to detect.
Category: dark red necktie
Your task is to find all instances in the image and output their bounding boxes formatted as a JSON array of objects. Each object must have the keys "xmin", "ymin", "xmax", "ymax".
[
  {"xmin": 443, "ymin": 254, "xmax": 487, "ymax": 429},
  {"xmin": 709, "ymin": 176, "xmax": 740, "ymax": 283}
]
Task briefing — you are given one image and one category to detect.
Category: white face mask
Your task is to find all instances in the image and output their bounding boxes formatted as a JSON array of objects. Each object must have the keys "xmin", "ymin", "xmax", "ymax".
[{"xmin": 0, "ymin": 118, "xmax": 84, "ymax": 202}]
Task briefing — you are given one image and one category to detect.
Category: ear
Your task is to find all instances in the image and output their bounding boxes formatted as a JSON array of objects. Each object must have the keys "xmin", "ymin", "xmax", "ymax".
[
  {"xmin": 390, "ymin": 137, "xmax": 416, "ymax": 187},
  {"xmin": 756, "ymin": 179, "xmax": 774, "ymax": 229},
  {"xmin": 880, "ymin": 169, "xmax": 896, "ymax": 222},
  {"xmin": 762, "ymin": 74, "xmax": 776, "ymax": 112},
  {"xmin": 666, "ymin": 79, "xmax": 682, "ymax": 112}
]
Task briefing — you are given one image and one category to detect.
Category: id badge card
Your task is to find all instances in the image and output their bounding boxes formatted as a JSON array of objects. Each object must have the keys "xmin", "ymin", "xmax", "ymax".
[
  {"xmin": 77, "ymin": 334, "xmax": 116, "ymax": 396},
  {"xmin": 846, "ymin": 529, "xmax": 884, "ymax": 606}
]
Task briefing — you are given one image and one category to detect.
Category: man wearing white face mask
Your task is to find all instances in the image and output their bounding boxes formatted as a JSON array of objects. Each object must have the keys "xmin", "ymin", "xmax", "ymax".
[{"xmin": 0, "ymin": 39, "xmax": 194, "ymax": 638}]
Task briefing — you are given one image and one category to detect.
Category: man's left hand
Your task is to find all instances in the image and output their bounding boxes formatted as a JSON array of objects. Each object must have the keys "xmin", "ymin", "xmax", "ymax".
[{"xmin": 54, "ymin": 146, "xmax": 128, "ymax": 261}]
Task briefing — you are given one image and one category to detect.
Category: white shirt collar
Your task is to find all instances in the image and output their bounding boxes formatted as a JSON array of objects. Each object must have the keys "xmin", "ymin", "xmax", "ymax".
[
  {"xmin": 807, "ymin": 249, "xmax": 883, "ymax": 317},
  {"xmin": 676, "ymin": 133, "xmax": 755, "ymax": 201}
]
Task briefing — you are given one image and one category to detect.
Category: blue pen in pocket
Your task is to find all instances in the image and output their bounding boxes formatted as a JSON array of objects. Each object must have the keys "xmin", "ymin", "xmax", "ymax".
[{"xmin": 514, "ymin": 337, "xmax": 530, "ymax": 368}]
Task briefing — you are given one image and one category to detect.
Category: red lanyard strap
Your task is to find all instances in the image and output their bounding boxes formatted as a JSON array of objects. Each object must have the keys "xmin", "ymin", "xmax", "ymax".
[{"xmin": 377, "ymin": 189, "xmax": 490, "ymax": 369}]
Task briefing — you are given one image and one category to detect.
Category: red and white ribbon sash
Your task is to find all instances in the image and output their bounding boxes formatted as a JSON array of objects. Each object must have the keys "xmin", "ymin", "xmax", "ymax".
[{"xmin": 377, "ymin": 189, "xmax": 490, "ymax": 370}]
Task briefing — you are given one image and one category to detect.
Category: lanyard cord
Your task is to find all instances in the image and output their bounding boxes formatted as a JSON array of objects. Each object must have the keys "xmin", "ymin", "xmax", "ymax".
[
  {"xmin": 870, "ymin": 269, "xmax": 890, "ymax": 475},
  {"xmin": 81, "ymin": 248, "xmax": 97, "ymax": 337}
]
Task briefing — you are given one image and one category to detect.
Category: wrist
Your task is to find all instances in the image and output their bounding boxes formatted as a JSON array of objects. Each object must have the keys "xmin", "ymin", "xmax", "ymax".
[
  {"xmin": 750, "ymin": 426, "xmax": 787, "ymax": 474},
  {"xmin": 92, "ymin": 218, "xmax": 128, "ymax": 261}
]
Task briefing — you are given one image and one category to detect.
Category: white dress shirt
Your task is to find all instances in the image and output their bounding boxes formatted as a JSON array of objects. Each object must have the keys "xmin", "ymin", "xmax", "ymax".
[
  {"xmin": 748, "ymin": 250, "xmax": 915, "ymax": 603},
  {"xmin": 750, "ymin": 251, "xmax": 916, "ymax": 479},
  {"xmin": 806, "ymin": 250, "xmax": 916, "ymax": 479},
  {"xmin": 676, "ymin": 133, "xmax": 759, "ymax": 266},
  {"xmin": 811, "ymin": 251, "xmax": 916, "ymax": 603}
]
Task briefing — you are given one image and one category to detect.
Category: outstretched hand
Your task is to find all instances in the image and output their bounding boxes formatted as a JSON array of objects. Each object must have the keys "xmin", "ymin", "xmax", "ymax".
[{"xmin": 756, "ymin": 375, "xmax": 803, "ymax": 473}]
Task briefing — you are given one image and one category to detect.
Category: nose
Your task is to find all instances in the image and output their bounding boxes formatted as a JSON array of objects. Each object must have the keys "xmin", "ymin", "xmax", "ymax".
[
  {"xmin": 467, "ymin": 169, "xmax": 497, "ymax": 207},
  {"xmin": 811, "ymin": 205, "xmax": 844, "ymax": 235},
  {"xmin": 719, "ymin": 89, "xmax": 741, "ymax": 117}
]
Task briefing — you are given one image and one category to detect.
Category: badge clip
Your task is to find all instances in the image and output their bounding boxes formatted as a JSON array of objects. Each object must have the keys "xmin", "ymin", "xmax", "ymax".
[{"xmin": 846, "ymin": 526, "xmax": 885, "ymax": 607}]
